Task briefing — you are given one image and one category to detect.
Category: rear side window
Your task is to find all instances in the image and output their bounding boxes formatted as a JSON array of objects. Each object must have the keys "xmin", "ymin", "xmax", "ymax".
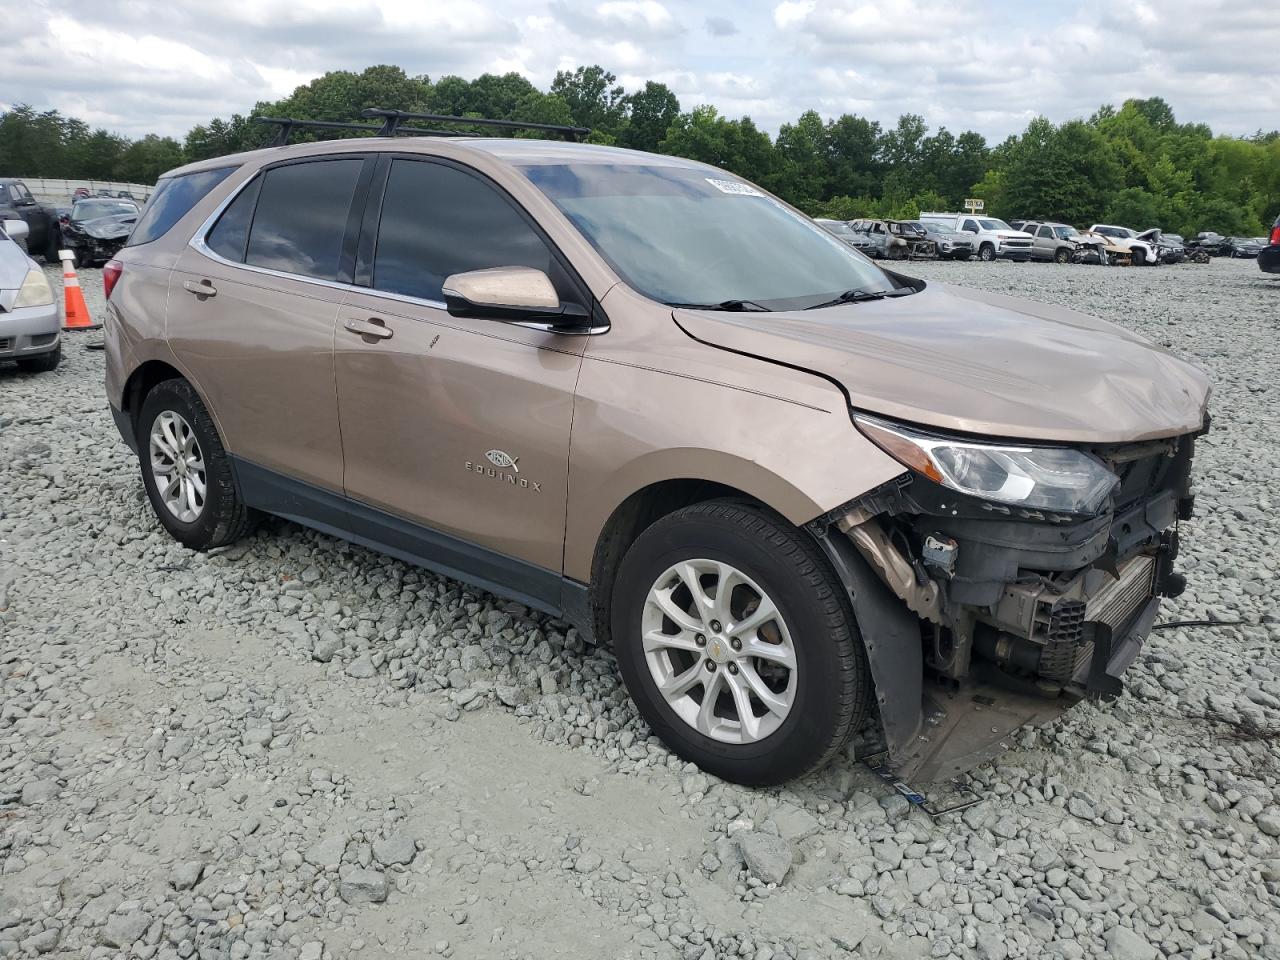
[
  {"xmin": 372, "ymin": 159, "xmax": 562, "ymax": 303},
  {"xmin": 245, "ymin": 159, "xmax": 363, "ymax": 281},
  {"xmin": 128, "ymin": 166, "xmax": 236, "ymax": 247},
  {"xmin": 206, "ymin": 176, "xmax": 262, "ymax": 263}
]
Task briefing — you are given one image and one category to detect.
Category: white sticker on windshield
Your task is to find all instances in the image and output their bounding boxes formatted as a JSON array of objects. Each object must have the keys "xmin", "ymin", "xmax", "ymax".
[{"xmin": 705, "ymin": 178, "xmax": 764, "ymax": 197}]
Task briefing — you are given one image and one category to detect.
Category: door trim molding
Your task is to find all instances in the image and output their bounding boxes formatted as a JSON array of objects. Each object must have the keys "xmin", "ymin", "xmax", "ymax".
[{"xmin": 231, "ymin": 457, "xmax": 592, "ymax": 637}]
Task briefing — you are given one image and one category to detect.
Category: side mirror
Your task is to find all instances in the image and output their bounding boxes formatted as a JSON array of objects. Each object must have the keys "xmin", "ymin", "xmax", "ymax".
[
  {"xmin": 442, "ymin": 266, "xmax": 594, "ymax": 331},
  {"xmin": 2, "ymin": 219, "xmax": 29, "ymax": 242}
]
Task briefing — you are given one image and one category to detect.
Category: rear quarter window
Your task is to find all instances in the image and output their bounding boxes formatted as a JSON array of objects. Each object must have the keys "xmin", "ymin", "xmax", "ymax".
[{"xmin": 127, "ymin": 166, "xmax": 237, "ymax": 248}]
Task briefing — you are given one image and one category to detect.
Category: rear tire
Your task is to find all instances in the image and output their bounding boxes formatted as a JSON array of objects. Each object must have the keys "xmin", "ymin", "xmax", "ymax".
[
  {"xmin": 16, "ymin": 342, "xmax": 61, "ymax": 373},
  {"xmin": 611, "ymin": 500, "xmax": 869, "ymax": 785},
  {"xmin": 138, "ymin": 378, "xmax": 254, "ymax": 550}
]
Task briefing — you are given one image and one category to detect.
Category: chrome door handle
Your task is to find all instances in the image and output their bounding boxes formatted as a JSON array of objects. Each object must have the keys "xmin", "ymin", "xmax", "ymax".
[
  {"xmin": 343, "ymin": 317, "xmax": 393, "ymax": 341},
  {"xmin": 183, "ymin": 279, "xmax": 216, "ymax": 299}
]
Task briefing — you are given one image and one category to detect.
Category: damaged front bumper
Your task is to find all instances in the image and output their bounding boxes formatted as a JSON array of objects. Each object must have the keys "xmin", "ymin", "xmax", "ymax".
[{"xmin": 810, "ymin": 429, "xmax": 1201, "ymax": 782}]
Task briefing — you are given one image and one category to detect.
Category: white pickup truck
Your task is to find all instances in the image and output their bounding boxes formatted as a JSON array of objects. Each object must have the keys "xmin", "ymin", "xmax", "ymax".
[{"xmin": 920, "ymin": 212, "xmax": 1034, "ymax": 262}]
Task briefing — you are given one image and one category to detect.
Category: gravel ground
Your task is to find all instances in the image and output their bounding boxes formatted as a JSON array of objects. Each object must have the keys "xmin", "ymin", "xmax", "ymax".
[{"xmin": 2, "ymin": 258, "xmax": 1278, "ymax": 960}]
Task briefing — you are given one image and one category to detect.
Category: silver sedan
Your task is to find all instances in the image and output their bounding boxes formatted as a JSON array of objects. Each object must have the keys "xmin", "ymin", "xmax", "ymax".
[{"xmin": 0, "ymin": 220, "xmax": 60, "ymax": 371}]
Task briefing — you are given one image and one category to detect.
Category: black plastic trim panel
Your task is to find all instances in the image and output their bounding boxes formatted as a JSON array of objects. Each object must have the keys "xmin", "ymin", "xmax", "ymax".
[{"xmin": 231, "ymin": 457, "xmax": 592, "ymax": 637}]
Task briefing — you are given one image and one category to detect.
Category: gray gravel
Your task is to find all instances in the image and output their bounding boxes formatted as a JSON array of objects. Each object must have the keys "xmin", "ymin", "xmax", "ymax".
[{"xmin": 1, "ymin": 258, "xmax": 1278, "ymax": 959}]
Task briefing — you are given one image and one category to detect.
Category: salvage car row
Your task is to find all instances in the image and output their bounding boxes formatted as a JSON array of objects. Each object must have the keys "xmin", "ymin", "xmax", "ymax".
[
  {"xmin": 0, "ymin": 177, "xmax": 139, "ymax": 268},
  {"xmin": 816, "ymin": 209, "xmax": 1276, "ymax": 268}
]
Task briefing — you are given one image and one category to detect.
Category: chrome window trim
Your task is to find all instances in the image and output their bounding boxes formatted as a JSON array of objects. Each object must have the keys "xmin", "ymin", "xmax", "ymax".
[{"xmin": 187, "ymin": 158, "xmax": 607, "ymax": 333}]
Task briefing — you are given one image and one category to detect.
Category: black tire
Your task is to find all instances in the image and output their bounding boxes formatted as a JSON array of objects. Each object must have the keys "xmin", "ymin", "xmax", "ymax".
[
  {"xmin": 1054, "ymin": 247, "xmax": 1072, "ymax": 264},
  {"xmin": 16, "ymin": 342, "xmax": 60, "ymax": 373},
  {"xmin": 45, "ymin": 228, "xmax": 62, "ymax": 265},
  {"xmin": 978, "ymin": 243, "xmax": 996, "ymax": 262},
  {"xmin": 137, "ymin": 378, "xmax": 254, "ymax": 550},
  {"xmin": 611, "ymin": 500, "xmax": 869, "ymax": 785}
]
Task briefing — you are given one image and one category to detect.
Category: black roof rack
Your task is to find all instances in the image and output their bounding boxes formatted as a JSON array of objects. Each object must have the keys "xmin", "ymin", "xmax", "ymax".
[
  {"xmin": 253, "ymin": 117, "xmax": 484, "ymax": 147},
  {"xmin": 360, "ymin": 109, "xmax": 590, "ymax": 142},
  {"xmin": 253, "ymin": 111, "xmax": 591, "ymax": 147}
]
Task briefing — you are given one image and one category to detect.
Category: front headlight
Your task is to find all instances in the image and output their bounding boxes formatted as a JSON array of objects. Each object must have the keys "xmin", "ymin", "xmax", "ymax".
[
  {"xmin": 14, "ymin": 268, "xmax": 55, "ymax": 308},
  {"xmin": 855, "ymin": 416, "xmax": 1119, "ymax": 515}
]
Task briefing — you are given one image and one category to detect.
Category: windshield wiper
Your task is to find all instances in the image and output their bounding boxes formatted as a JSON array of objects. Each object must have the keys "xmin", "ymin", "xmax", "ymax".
[
  {"xmin": 803, "ymin": 287, "xmax": 916, "ymax": 310},
  {"xmin": 668, "ymin": 299, "xmax": 771, "ymax": 312}
]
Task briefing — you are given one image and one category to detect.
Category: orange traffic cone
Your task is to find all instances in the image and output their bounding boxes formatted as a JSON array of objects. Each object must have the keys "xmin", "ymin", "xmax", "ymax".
[{"xmin": 60, "ymin": 250, "xmax": 100, "ymax": 331}]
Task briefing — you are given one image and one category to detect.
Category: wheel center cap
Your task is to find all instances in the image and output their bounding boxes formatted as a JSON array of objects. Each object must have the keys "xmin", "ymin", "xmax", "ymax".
[{"xmin": 706, "ymin": 637, "xmax": 731, "ymax": 664}]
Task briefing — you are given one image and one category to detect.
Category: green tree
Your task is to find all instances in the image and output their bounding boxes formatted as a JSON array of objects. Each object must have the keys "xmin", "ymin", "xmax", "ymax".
[
  {"xmin": 550, "ymin": 65, "xmax": 627, "ymax": 135},
  {"xmin": 618, "ymin": 81, "xmax": 679, "ymax": 152}
]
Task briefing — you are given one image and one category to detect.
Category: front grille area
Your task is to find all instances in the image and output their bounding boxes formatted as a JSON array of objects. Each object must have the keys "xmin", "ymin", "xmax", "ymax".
[
  {"xmin": 1087, "ymin": 554, "xmax": 1156, "ymax": 629},
  {"xmin": 1037, "ymin": 555, "xmax": 1156, "ymax": 682},
  {"xmin": 1040, "ymin": 599, "xmax": 1086, "ymax": 682}
]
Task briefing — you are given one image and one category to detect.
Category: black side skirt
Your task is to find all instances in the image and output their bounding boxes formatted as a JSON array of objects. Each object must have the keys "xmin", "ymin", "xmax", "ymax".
[{"xmin": 232, "ymin": 458, "xmax": 592, "ymax": 638}]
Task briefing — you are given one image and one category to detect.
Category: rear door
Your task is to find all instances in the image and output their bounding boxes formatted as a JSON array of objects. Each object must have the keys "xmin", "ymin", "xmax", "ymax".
[
  {"xmin": 170, "ymin": 154, "xmax": 373, "ymax": 491},
  {"xmin": 334, "ymin": 154, "xmax": 588, "ymax": 576}
]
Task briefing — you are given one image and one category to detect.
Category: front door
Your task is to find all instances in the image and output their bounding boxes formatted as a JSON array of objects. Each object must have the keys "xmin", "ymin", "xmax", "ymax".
[
  {"xmin": 334, "ymin": 156, "xmax": 588, "ymax": 575},
  {"xmin": 170, "ymin": 155, "xmax": 372, "ymax": 491}
]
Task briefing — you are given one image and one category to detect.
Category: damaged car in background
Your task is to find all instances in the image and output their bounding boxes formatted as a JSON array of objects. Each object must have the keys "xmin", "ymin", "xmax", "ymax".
[
  {"xmin": 1089, "ymin": 224, "xmax": 1160, "ymax": 265},
  {"xmin": 63, "ymin": 197, "xmax": 139, "ymax": 266}
]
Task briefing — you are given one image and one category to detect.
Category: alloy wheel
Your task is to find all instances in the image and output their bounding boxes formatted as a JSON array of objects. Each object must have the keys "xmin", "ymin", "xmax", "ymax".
[
  {"xmin": 641, "ymin": 559, "xmax": 797, "ymax": 743},
  {"xmin": 149, "ymin": 410, "xmax": 207, "ymax": 523}
]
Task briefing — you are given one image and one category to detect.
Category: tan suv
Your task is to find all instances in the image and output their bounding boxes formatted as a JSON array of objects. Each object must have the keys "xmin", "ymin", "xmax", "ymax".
[{"xmin": 103, "ymin": 116, "xmax": 1210, "ymax": 785}]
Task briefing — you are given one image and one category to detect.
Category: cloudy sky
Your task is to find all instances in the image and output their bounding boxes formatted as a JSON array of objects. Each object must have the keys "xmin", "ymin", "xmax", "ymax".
[{"xmin": 6, "ymin": 0, "xmax": 1278, "ymax": 143}]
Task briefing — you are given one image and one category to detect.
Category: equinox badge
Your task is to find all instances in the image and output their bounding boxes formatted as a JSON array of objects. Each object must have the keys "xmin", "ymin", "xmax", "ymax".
[{"xmin": 466, "ymin": 451, "xmax": 541, "ymax": 492}]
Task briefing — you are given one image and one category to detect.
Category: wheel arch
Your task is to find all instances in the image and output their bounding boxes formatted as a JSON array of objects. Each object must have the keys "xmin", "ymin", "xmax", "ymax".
[
  {"xmin": 119, "ymin": 357, "xmax": 226, "ymax": 453},
  {"xmin": 585, "ymin": 477, "xmax": 779, "ymax": 648}
]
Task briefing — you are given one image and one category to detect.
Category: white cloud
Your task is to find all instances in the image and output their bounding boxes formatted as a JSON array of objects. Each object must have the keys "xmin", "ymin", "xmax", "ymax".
[{"xmin": 3, "ymin": 0, "xmax": 1276, "ymax": 144}]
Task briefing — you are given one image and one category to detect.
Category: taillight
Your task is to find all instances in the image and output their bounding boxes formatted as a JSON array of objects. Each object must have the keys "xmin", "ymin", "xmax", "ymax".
[
  {"xmin": 1270, "ymin": 223, "xmax": 1280, "ymax": 246},
  {"xmin": 103, "ymin": 259, "xmax": 123, "ymax": 300}
]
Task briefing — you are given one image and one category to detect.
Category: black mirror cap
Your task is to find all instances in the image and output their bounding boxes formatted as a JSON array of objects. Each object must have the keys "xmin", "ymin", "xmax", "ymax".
[{"xmin": 444, "ymin": 293, "xmax": 595, "ymax": 329}]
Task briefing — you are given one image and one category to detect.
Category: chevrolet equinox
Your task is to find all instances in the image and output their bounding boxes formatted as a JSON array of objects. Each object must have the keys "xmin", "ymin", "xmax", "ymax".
[{"xmin": 104, "ymin": 131, "xmax": 1210, "ymax": 785}]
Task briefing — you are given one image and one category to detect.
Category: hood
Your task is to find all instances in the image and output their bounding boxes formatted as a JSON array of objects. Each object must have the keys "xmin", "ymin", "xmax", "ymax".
[
  {"xmin": 673, "ymin": 282, "xmax": 1209, "ymax": 444},
  {"xmin": 0, "ymin": 239, "xmax": 34, "ymax": 289},
  {"xmin": 75, "ymin": 213, "xmax": 136, "ymax": 239}
]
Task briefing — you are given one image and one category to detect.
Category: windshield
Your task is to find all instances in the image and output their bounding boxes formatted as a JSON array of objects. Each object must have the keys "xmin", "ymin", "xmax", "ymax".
[
  {"xmin": 978, "ymin": 218, "xmax": 1013, "ymax": 231},
  {"xmin": 73, "ymin": 199, "xmax": 137, "ymax": 219},
  {"xmin": 518, "ymin": 162, "xmax": 896, "ymax": 310},
  {"xmin": 1053, "ymin": 225, "xmax": 1079, "ymax": 239}
]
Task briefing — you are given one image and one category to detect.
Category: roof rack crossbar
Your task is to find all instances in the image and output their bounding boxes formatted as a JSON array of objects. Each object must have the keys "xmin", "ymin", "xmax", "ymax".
[
  {"xmin": 360, "ymin": 109, "xmax": 591, "ymax": 142},
  {"xmin": 253, "ymin": 116, "xmax": 482, "ymax": 146}
]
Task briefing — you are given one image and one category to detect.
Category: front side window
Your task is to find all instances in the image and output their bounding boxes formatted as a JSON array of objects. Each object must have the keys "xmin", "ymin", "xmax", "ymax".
[
  {"xmin": 518, "ymin": 162, "xmax": 897, "ymax": 310},
  {"xmin": 128, "ymin": 166, "xmax": 236, "ymax": 247},
  {"xmin": 244, "ymin": 159, "xmax": 363, "ymax": 281},
  {"xmin": 1037, "ymin": 225, "xmax": 1053, "ymax": 238},
  {"xmin": 372, "ymin": 159, "xmax": 564, "ymax": 303},
  {"xmin": 962, "ymin": 219, "xmax": 979, "ymax": 232},
  {"xmin": 11, "ymin": 183, "xmax": 33, "ymax": 203}
]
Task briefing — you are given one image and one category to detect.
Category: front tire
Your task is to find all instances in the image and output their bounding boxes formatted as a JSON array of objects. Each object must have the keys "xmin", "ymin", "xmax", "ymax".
[
  {"xmin": 1054, "ymin": 247, "xmax": 1071, "ymax": 264},
  {"xmin": 138, "ymin": 378, "xmax": 254, "ymax": 550},
  {"xmin": 612, "ymin": 500, "xmax": 869, "ymax": 785},
  {"xmin": 978, "ymin": 243, "xmax": 996, "ymax": 262}
]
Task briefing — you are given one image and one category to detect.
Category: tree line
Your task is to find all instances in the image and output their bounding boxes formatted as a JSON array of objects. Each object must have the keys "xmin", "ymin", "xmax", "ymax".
[{"xmin": 2, "ymin": 64, "xmax": 1277, "ymax": 236}]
